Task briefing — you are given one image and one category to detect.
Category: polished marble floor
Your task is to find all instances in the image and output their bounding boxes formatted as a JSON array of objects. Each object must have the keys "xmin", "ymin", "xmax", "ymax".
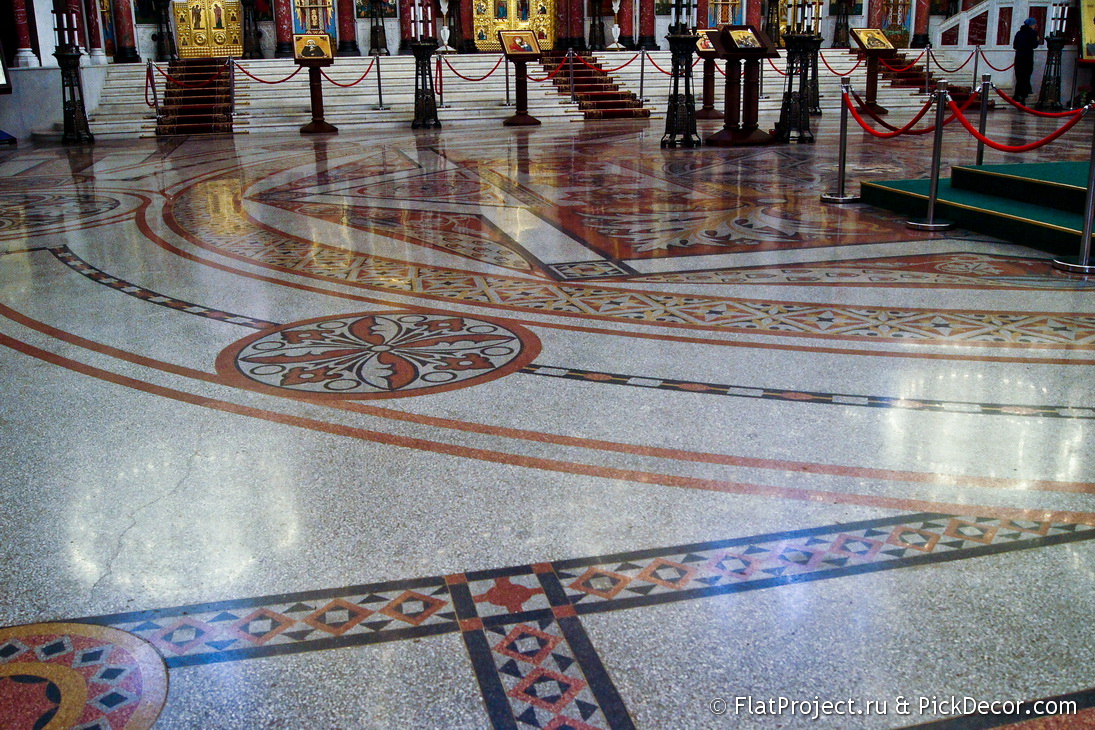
[{"xmin": 1, "ymin": 109, "xmax": 1094, "ymax": 729}]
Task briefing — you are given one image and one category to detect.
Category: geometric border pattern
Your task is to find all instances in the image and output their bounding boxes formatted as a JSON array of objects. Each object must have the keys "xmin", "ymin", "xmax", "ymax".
[
  {"xmin": 52, "ymin": 513, "xmax": 1095, "ymax": 728},
  {"xmin": 168, "ymin": 191, "xmax": 1095, "ymax": 349},
  {"xmin": 546, "ymin": 261, "xmax": 636, "ymax": 280}
]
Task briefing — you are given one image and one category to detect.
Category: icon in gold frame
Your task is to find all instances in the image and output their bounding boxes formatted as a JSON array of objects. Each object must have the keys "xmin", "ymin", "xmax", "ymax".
[
  {"xmin": 728, "ymin": 28, "xmax": 761, "ymax": 48},
  {"xmin": 498, "ymin": 29, "xmax": 540, "ymax": 57},
  {"xmin": 294, "ymin": 33, "xmax": 333, "ymax": 59},
  {"xmin": 850, "ymin": 28, "xmax": 893, "ymax": 50}
]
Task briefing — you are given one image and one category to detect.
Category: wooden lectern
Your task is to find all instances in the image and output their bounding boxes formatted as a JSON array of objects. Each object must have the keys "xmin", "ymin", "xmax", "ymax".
[
  {"xmin": 294, "ymin": 33, "xmax": 338, "ymax": 134},
  {"xmin": 499, "ymin": 30, "xmax": 542, "ymax": 126},
  {"xmin": 695, "ymin": 29, "xmax": 722, "ymax": 120},
  {"xmin": 705, "ymin": 26, "xmax": 780, "ymax": 147},
  {"xmin": 850, "ymin": 28, "xmax": 892, "ymax": 116}
]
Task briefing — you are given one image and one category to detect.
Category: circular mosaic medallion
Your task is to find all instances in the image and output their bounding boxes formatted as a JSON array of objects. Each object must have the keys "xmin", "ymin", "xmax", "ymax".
[
  {"xmin": 0, "ymin": 193, "xmax": 122, "ymax": 233},
  {"xmin": 217, "ymin": 311, "xmax": 541, "ymax": 399},
  {"xmin": 0, "ymin": 622, "xmax": 168, "ymax": 730}
]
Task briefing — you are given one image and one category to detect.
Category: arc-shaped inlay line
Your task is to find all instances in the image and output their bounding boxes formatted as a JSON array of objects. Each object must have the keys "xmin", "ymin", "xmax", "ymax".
[
  {"xmin": 50, "ymin": 247, "xmax": 277, "ymax": 331},
  {"xmin": 41, "ymin": 246, "xmax": 1095, "ymax": 420},
  {"xmin": 522, "ymin": 364, "xmax": 1095, "ymax": 420}
]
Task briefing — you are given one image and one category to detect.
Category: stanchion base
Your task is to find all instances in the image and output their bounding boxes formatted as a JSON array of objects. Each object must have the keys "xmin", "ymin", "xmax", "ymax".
[
  {"xmin": 696, "ymin": 108, "xmax": 723, "ymax": 119},
  {"xmin": 856, "ymin": 102, "xmax": 888, "ymax": 115},
  {"xmin": 373, "ymin": 105, "xmax": 391, "ymax": 111},
  {"xmin": 1051, "ymin": 257, "xmax": 1095, "ymax": 275},
  {"xmin": 300, "ymin": 120, "xmax": 339, "ymax": 134},
  {"xmin": 821, "ymin": 193, "xmax": 861, "ymax": 204},
  {"xmin": 906, "ymin": 218, "xmax": 954, "ymax": 231},
  {"xmin": 706, "ymin": 127, "xmax": 776, "ymax": 147},
  {"xmin": 503, "ymin": 113, "xmax": 541, "ymax": 126}
]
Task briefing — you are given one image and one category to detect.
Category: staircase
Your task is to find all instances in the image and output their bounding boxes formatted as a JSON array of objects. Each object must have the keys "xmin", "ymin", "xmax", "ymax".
[
  {"xmin": 156, "ymin": 57, "xmax": 235, "ymax": 135},
  {"xmin": 594, "ymin": 48, "xmax": 978, "ymax": 116},
  {"xmin": 540, "ymin": 52, "xmax": 650, "ymax": 120},
  {"xmin": 82, "ymin": 50, "xmax": 978, "ymax": 139},
  {"xmin": 861, "ymin": 161, "xmax": 1086, "ymax": 254}
]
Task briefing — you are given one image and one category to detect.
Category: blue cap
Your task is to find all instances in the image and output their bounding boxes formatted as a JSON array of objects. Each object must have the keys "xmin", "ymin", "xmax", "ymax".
[{"xmin": 1024, "ymin": 17, "xmax": 1037, "ymax": 25}]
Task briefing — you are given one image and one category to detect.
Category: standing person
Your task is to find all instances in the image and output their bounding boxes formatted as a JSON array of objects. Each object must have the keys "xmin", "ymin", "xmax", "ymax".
[{"xmin": 1013, "ymin": 17, "xmax": 1041, "ymax": 105}]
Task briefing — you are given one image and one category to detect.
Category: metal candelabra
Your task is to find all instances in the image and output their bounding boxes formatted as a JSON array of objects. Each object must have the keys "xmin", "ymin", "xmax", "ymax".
[
  {"xmin": 53, "ymin": 8, "xmax": 94, "ymax": 145},
  {"xmin": 369, "ymin": 0, "xmax": 390, "ymax": 55},
  {"xmin": 1036, "ymin": 33, "xmax": 1066, "ymax": 111},
  {"xmin": 412, "ymin": 39, "xmax": 442, "ymax": 128},
  {"xmin": 765, "ymin": 0, "xmax": 783, "ymax": 47},
  {"xmin": 831, "ymin": 0, "xmax": 850, "ymax": 48},
  {"xmin": 807, "ymin": 32, "xmax": 822, "ymax": 114},
  {"xmin": 153, "ymin": 0, "xmax": 178, "ymax": 61},
  {"xmin": 241, "ymin": 0, "xmax": 263, "ymax": 58},
  {"xmin": 661, "ymin": 29, "xmax": 701, "ymax": 147},
  {"xmin": 773, "ymin": 32, "xmax": 814, "ymax": 142}
]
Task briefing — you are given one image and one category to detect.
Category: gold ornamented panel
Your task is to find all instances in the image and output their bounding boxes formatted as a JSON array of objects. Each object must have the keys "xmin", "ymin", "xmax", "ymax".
[
  {"xmin": 175, "ymin": 0, "xmax": 243, "ymax": 58},
  {"xmin": 1084, "ymin": 0, "xmax": 1095, "ymax": 61},
  {"xmin": 709, "ymin": 0, "xmax": 741, "ymax": 25},
  {"xmin": 473, "ymin": 0, "xmax": 554, "ymax": 51}
]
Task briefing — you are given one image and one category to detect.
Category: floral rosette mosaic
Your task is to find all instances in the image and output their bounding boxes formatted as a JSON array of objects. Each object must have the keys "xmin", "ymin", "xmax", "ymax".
[
  {"xmin": 218, "ymin": 311, "xmax": 541, "ymax": 399},
  {"xmin": 0, "ymin": 622, "xmax": 167, "ymax": 730}
]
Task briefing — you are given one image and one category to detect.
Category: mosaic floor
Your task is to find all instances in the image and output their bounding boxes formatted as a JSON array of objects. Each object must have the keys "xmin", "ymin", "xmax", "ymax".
[{"xmin": 0, "ymin": 111, "xmax": 1093, "ymax": 729}]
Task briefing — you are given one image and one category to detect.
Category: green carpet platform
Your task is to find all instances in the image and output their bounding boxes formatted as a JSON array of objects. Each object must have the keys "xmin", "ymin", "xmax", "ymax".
[{"xmin": 861, "ymin": 161, "xmax": 1087, "ymax": 255}]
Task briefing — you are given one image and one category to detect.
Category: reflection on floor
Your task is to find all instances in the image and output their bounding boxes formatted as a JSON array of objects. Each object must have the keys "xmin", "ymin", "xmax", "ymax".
[{"xmin": 0, "ymin": 114, "xmax": 1093, "ymax": 729}]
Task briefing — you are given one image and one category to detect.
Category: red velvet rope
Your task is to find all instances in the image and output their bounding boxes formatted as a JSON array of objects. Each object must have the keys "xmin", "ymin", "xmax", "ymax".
[
  {"xmin": 578, "ymin": 52, "xmax": 641, "ymax": 73},
  {"xmin": 949, "ymin": 99, "xmax": 1090, "ymax": 152},
  {"xmin": 648, "ymin": 54, "xmax": 675, "ymax": 75},
  {"xmin": 904, "ymin": 92, "xmax": 980, "ymax": 135},
  {"xmin": 443, "ymin": 55, "xmax": 504, "ymax": 81},
  {"xmin": 144, "ymin": 65, "xmax": 157, "ymax": 108},
  {"xmin": 978, "ymin": 48, "xmax": 1014, "ymax": 72},
  {"xmin": 527, "ymin": 56, "xmax": 569, "ymax": 82},
  {"xmin": 767, "ymin": 57, "xmax": 788, "ymax": 76},
  {"xmin": 153, "ymin": 61, "xmax": 229, "ymax": 88},
  {"xmin": 929, "ymin": 49, "xmax": 975, "ymax": 74},
  {"xmin": 235, "ymin": 64, "xmax": 304, "ymax": 84},
  {"xmin": 848, "ymin": 89, "xmax": 981, "ymax": 135},
  {"xmin": 993, "ymin": 86, "xmax": 1086, "ymax": 117},
  {"xmin": 846, "ymin": 91, "xmax": 936, "ymax": 138},
  {"xmin": 878, "ymin": 52, "xmax": 926, "ymax": 73},
  {"xmin": 820, "ymin": 53, "xmax": 864, "ymax": 77},
  {"xmin": 436, "ymin": 57, "xmax": 443, "ymax": 96},
  {"xmin": 320, "ymin": 58, "xmax": 377, "ymax": 87}
]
